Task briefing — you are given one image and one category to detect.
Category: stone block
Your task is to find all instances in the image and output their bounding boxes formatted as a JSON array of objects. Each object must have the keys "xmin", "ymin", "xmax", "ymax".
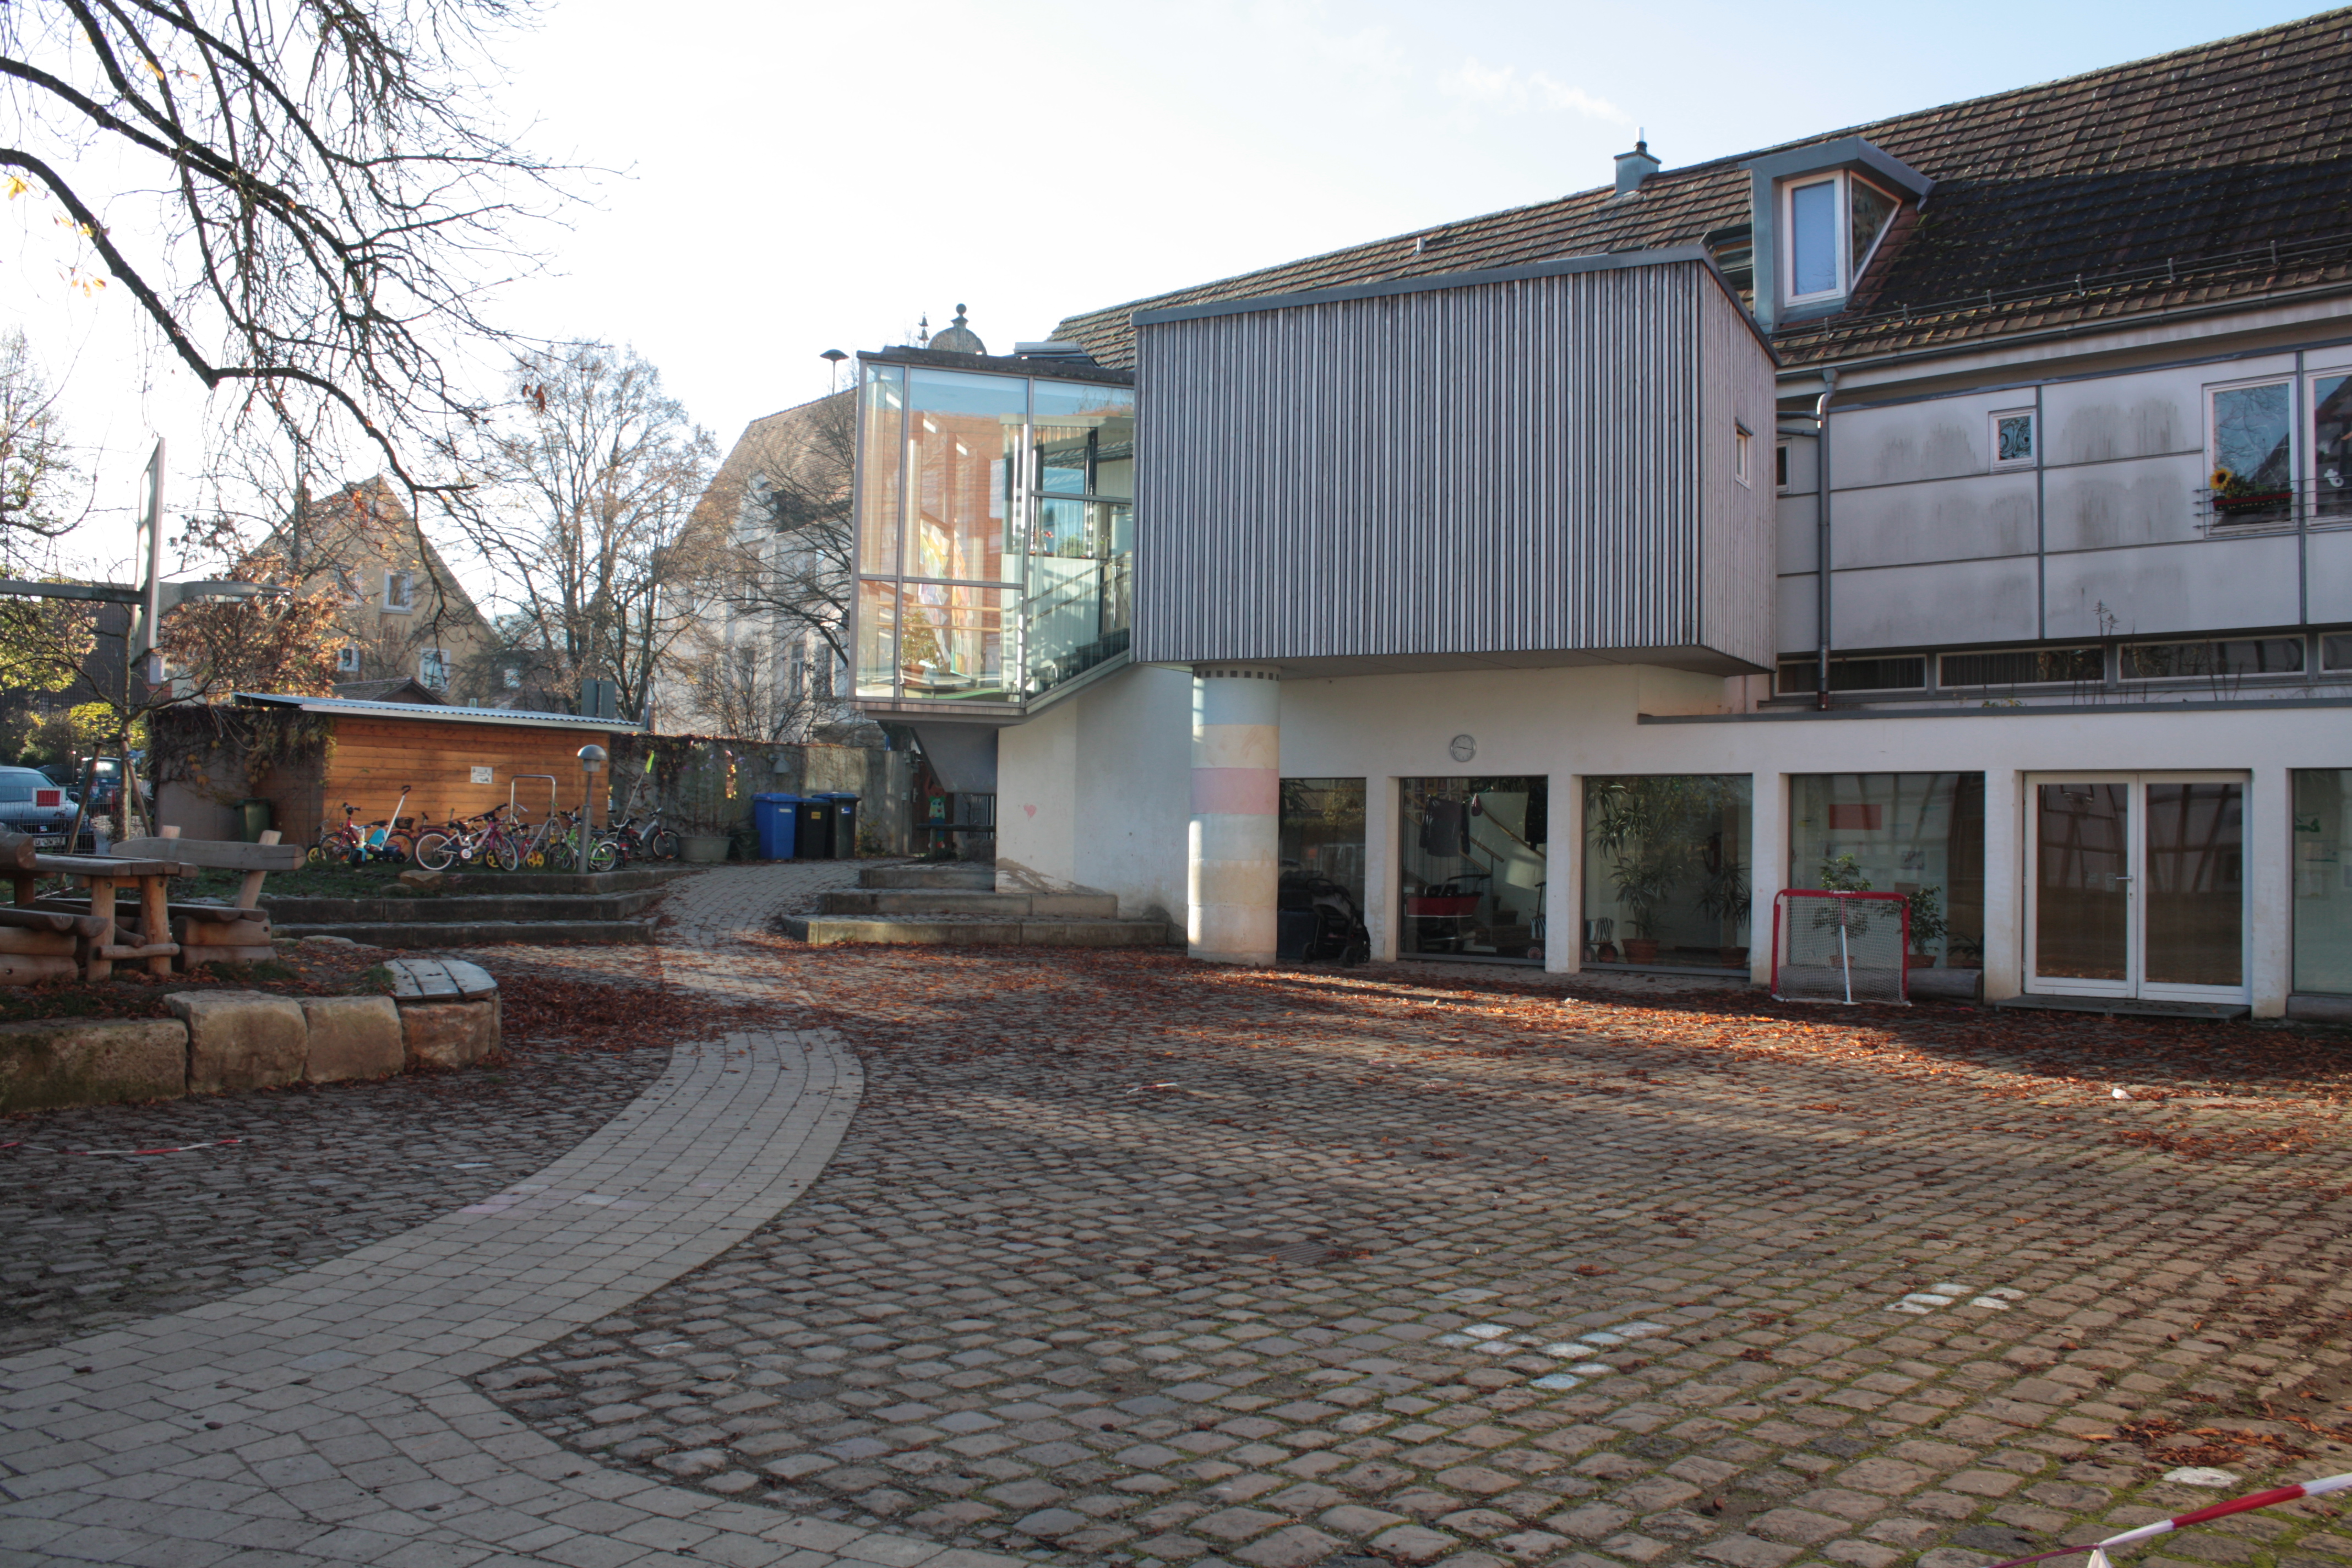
[
  {"xmin": 401, "ymin": 999, "xmax": 497, "ymax": 1070},
  {"xmin": 301, "ymin": 995, "xmax": 405, "ymax": 1084},
  {"xmin": 166, "ymin": 989, "xmax": 306, "ymax": 1094},
  {"xmin": 0, "ymin": 1017, "xmax": 187, "ymax": 1112}
]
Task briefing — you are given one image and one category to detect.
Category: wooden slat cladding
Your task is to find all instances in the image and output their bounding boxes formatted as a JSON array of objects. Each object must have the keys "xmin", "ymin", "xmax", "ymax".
[
  {"xmin": 315, "ymin": 719, "xmax": 619, "ymax": 834},
  {"xmin": 1132, "ymin": 254, "xmax": 1776, "ymax": 673}
]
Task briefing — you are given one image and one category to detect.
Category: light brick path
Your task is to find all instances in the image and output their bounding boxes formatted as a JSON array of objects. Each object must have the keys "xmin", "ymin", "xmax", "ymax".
[{"xmin": 0, "ymin": 859, "xmax": 1015, "ymax": 1568}]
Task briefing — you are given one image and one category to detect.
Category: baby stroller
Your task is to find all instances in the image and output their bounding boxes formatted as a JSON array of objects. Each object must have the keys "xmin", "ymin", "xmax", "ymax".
[{"xmin": 1277, "ymin": 867, "xmax": 1371, "ymax": 965}]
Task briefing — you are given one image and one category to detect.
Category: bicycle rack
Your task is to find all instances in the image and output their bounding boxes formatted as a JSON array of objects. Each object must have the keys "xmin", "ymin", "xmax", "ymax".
[{"xmin": 509, "ymin": 775, "xmax": 559, "ymax": 818}]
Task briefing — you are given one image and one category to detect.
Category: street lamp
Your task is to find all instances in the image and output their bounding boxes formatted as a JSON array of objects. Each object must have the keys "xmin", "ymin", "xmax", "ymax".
[{"xmin": 576, "ymin": 744, "xmax": 608, "ymax": 873}]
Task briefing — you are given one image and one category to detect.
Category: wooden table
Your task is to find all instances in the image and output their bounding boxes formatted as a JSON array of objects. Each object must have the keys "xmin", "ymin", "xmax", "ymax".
[{"xmin": 17, "ymin": 854, "xmax": 185, "ymax": 978}]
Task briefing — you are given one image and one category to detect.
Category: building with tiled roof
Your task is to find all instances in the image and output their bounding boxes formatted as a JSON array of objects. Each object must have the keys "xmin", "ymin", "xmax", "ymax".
[{"xmin": 836, "ymin": 14, "xmax": 2352, "ymax": 1022}]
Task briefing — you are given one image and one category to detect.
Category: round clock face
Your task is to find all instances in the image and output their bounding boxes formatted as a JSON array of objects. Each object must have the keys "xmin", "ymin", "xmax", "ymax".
[{"xmin": 1449, "ymin": 734, "xmax": 1477, "ymax": 764}]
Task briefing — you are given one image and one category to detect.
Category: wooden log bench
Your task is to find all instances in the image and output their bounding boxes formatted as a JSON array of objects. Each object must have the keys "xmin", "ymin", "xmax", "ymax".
[{"xmin": 112, "ymin": 835, "xmax": 306, "ymax": 970}]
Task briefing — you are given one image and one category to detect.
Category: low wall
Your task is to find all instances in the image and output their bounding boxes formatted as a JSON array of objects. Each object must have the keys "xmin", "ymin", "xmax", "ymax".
[{"xmin": 0, "ymin": 987, "xmax": 499, "ymax": 1114}]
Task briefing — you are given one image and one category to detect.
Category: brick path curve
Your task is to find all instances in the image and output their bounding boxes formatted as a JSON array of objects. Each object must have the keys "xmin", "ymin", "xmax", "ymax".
[{"xmin": 0, "ymin": 863, "xmax": 1021, "ymax": 1568}]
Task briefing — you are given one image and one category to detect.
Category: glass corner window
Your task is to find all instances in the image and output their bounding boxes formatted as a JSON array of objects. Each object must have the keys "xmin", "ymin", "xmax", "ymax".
[
  {"xmin": 2208, "ymin": 379, "xmax": 2293, "ymax": 524},
  {"xmin": 2315, "ymin": 371, "xmax": 2351, "ymax": 521}
]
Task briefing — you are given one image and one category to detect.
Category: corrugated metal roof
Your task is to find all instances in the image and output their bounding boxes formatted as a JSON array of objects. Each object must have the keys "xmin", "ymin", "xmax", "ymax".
[{"xmin": 232, "ymin": 693, "xmax": 639, "ymax": 732}]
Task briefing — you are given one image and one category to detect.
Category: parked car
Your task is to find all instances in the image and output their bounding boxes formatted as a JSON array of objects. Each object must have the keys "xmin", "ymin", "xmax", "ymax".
[{"xmin": 0, "ymin": 766, "xmax": 88, "ymax": 849}]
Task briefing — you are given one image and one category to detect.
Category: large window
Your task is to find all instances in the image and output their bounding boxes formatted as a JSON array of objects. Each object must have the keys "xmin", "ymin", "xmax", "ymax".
[
  {"xmin": 2208, "ymin": 379, "xmax": 2294, "ymax": 525},
  {"xmin": 1282, "ymin": 778, "xmax": 1366, "ymax": 929},
  {"xmin": 2295, "ymin": 770, "xmax": 2352, "ymax": 995},
  {"xmin": 2318, "ymin": 372, "xmax": 2352, "ymax": 522},
  {"xmin": 1401, "ymin": 777, "xmax": 1547, "ymax": 963},
  {"xmin": 1582, "ymin": 776, "xmax": 1751, "ymax": 971},
  {"xmin": 852, "ymin": 358, "xmax": 1136, "ymax": 710},
  {"xmin": 1789, "ymin": 774, "xmax": 1985, "ymax": 968},
  {"xmin": 1782, "ymin": 170, "xmax": 1899, "ymax": 308}
]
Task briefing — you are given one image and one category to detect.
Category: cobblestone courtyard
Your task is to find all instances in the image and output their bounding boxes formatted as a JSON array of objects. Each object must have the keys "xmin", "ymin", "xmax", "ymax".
[{"xmin": 2, "ymin": 861, "xmax": 2350, "ymax": 1568}]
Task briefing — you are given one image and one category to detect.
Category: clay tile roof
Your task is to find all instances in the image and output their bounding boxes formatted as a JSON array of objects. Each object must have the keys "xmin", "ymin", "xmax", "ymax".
[{"xmin": 1052, "ymin": 9, "xmax": 2352, "ymax": 369}]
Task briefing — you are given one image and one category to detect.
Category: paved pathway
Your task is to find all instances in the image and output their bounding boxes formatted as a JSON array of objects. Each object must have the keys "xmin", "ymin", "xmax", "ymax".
[
  {"xmin": 0, "ymin": 1044, "xmax": 671, "ymax": 1358},
  {"xmin": 7, "ymin": 862, "xmax": 2352, "ymax": 1568},
  {"xmin": 0, "ymin": 860, "xmax": 1015, "ymax": 1568}
]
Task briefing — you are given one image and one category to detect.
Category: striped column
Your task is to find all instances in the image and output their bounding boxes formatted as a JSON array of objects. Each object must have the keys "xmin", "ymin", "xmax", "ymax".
[{"xmin": 1189, "ymin": 665, "xmax": 1280, "ymax": 965}]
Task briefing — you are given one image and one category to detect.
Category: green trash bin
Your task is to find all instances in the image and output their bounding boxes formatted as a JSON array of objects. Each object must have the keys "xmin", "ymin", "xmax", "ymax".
[{"xmin": 237, "ymin": 798, "xmax": 274, "ymax": 843}]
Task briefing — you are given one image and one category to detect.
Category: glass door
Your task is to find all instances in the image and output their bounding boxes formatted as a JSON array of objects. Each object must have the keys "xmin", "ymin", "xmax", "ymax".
[{"xmin": 2027, "ymin": 775, "xmax": 2246, "ymax": 1002}]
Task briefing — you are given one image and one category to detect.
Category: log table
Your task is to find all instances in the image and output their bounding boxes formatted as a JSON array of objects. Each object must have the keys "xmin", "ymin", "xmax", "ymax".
[{"xmin": 17, "ymin": 854, "xmax": 184, "ymax": 978}]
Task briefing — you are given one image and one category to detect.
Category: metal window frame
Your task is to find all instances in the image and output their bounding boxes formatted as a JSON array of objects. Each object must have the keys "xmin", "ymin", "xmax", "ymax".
[{"xmin": 1988, "ymin": 407, "xmax": 2038, "ymax": 470}]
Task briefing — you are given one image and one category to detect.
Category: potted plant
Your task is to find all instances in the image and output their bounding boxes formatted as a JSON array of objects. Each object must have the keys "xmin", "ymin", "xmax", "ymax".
[
  {"xmin": 1697, "ymin": 854, "xmax": 1750, "ymax": 968},
  {"xmin": 1609, "ymin": 852, "xmax": 1674, "ymax": 963},
  {"xmin": 1905, "ymin": 884, "xmax": 1948, "ymax": 967}
]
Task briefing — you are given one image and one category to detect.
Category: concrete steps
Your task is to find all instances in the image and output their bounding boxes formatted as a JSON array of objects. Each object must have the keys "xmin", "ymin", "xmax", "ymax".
[
  {"xmin": 278, "ymin": 919, "xmax": 651, "ymax": 948},
  {"xmin": 790, "ymin": 861, "xmax": 1173, "ymax": 949},
  {"xmin": 782, "ymin": 913, "xmax": 1170, "ymax": 948}
]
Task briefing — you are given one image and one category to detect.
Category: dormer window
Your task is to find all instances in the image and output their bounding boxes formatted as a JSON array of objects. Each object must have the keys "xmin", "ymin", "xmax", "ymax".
[{"xmin": 1782, "ymin": 170, "xmax": 1900, "ymax": 308}]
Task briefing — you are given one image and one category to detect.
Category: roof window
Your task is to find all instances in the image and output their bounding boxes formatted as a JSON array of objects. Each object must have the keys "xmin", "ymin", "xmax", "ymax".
[
  {"xmin": 1782, "ymin": 169, "xmax": 1900, "ymax": 309},
  {"xmin": 1741, "ymin": 136, "xmax": 1932, "ymax": 330}
]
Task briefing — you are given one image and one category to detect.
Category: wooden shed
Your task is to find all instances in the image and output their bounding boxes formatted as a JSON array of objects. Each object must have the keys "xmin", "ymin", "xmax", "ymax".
[{"xmin": 154, "ymin": 694, "xmax": 635, "ymax": 845}]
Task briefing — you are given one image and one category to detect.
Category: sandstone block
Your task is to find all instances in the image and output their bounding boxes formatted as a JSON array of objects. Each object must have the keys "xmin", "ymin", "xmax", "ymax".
[
  {"xmin": 402, "ymin": 999, "xmax": 496, "ymax": 1069},
  {"xmin": 301, "ymin": 995, "xmax": 405, "ymax": 1083},
  {"xmin": 0, "ymin": 1017, "xmax": 187, "ymax": 1112},
  {"xmin": 166, "ymin": 990, "xmax": 306, "ymax": 1094}
]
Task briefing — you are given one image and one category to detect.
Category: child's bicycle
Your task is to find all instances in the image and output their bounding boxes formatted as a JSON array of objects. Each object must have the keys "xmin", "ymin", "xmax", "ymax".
[{"xmin": 309, "ymin": 787, "xmax": 416, "ymax": 867}]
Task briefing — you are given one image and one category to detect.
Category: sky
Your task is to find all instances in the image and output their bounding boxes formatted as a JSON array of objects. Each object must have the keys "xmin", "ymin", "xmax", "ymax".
[{"xmin": 1, "ymin": 0, "xmax": 2328, "ymax": 586}]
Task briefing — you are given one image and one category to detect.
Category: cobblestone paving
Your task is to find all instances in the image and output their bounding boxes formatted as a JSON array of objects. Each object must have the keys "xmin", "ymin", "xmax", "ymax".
[
  {"xmin": 480, "ymin": 938, "xmax": 2352, "ymax": 1568},
  {"xmin": 0, "ymin": 1044, "xmax": 671, "ymax": 1357}
]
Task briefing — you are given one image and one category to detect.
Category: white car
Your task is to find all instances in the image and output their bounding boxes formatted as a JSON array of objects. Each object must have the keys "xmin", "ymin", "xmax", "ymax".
[{"xmin": 0, "ymin": 767, "xmax": 84, "ymax": 848}]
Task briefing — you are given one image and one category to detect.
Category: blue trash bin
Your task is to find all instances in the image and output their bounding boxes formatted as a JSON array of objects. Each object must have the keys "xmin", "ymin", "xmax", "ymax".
[
  {"xmin": 751, "ymin": 793, "xmax": 799, "ymax": 860},
  {"xmin": 820, "ymin": 793, "xmax": 861, "ymax": 859}
]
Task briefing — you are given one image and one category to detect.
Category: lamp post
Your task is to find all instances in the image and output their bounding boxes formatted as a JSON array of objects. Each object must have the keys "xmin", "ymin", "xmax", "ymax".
[{"xmin": 576, "ymin": 744, "xmax": 608, "ymax": 873}]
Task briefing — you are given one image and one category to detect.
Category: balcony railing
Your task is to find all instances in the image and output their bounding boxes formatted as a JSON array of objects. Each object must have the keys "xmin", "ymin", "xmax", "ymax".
[{"xmin": 2197, "ymin": 478, "xmax": 2352, "ymax": 535}]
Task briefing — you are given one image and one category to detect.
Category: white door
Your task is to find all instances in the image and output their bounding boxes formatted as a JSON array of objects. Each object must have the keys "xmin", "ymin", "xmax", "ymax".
[{"xmin": 2027, "ymin": 774, "xmax": 2248, "ymax": 1003}]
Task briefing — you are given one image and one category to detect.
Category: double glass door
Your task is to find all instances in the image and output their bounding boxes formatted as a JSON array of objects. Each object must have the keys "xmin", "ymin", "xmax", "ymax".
[{"xmin": 2028, "ymin": 774, "xmax": 2247, "ymax": 1002}]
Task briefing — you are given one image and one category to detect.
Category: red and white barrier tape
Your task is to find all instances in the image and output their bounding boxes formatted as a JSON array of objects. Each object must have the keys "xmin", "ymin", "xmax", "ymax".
[{"xmin": 1985, "ymin": 1472, "xmax": 2352, "ymax": 1568}]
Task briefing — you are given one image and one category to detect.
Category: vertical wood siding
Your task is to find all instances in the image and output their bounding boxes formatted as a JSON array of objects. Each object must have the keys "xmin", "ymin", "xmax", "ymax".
[{"xmin": 1134, "ymin": 259, "xmax": 1773, "ymax": 669}]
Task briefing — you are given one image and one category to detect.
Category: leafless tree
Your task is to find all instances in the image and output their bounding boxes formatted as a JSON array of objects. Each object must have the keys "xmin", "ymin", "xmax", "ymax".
[
  {"xmin": 0, "ymin": 330, "xmax": 88, "ymax": 566},
  {"xmin": 680, "ymin": 631, "xmax": 810, "ymax": 742},
  {"xmin": 465, "ymin": 341, "xmax": 716, "ymax": 721},
  {"xmin": 1, "ymin": 0, "xmax": 566, "ymax": 494}
]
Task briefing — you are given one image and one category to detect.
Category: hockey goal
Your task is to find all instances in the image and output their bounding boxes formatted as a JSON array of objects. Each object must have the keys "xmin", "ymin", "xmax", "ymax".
[{"xmin": 1771, "ymin": 890, "xmax": 1910, "ymax": 1004}]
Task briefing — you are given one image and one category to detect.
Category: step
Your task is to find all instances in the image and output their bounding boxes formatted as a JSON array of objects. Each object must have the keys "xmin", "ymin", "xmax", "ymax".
[
  {"xmin": 275, "ymin": 919, "xmax": 651, "ymax": 948},
  {"xmin": 818, "ymin": 889, "xmax": 1120, "ymax": 918},
  {"xmin": 1989, "ymin": 992, "xmax": 2250, "ymax": 1021},
  {"xmin": 783, "ymin": 914, "xmax": 1174, "ymax": 949},
  {"xmin": 260, "ymin": 890, "xmax": 662, "ymax": 923},
  {"xmin": 857, "ymin": 864, "xmax": 995, "ymax": 891}
]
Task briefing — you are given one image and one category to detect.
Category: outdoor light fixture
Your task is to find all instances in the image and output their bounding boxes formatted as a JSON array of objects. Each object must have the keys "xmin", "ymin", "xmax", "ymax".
[{"xmin": 576, "ymin": 744, "xmax": 608, "ymax": 873}]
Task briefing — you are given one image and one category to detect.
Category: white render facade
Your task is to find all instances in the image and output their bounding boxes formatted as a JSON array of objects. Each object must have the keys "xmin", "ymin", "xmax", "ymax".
[{"xmin": 848, "ymin": 19, "xmax": 2352, "ymax": 1020}]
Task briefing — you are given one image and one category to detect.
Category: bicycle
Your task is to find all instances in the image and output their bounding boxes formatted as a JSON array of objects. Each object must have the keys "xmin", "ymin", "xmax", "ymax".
[
  {"xmin": 603, "ymin": 810, "xmax": 679, "ymax": 863},
  {"xmin": 310, "ymin": 792, "xmax": 416, "ymax": 867},
  {"xmin": 412, "ymin": 802, "xmax": 515, "ymax": 873}
]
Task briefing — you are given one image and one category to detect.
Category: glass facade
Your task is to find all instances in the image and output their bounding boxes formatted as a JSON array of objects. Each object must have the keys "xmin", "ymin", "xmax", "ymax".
[
  {"xmin": 853, "ymin": 358, "xmax": 1135, "ymax": 711},
  {"xmin": 1400, "ymin": 778, "xmax": 1548, "ymax": 963},
  {"xmin": 1582, "ymin": 776, "xmax": 1752, "ymax": 970},
  {"xmin": 1789, "ymin": 774, "xmax": 1985, "ymax": 966},
  {"xmin": 1281, "ymin": 778, "xmax": 1366, "ymax": 914},
  {"xmin": 2294, "ymin": 770, "xmax": 2352, "ymax": 995}
]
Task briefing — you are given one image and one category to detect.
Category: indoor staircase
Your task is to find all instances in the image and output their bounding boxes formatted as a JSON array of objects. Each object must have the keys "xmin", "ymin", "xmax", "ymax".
[{"xmin": 784, "ymin": 862, "xmax": 1174, "ymax": 948}]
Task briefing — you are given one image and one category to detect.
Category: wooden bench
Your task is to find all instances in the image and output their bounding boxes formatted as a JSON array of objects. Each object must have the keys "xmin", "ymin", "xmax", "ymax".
[{"xmin": 108, "ymin": 835, "xmax": 306, "ymax": 968}]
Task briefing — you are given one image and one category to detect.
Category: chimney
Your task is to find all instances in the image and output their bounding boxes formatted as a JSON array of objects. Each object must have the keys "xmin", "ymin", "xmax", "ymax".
[{"xmin": 1615, "ymin": 138, "xmax": 1660, "ymax": 197}]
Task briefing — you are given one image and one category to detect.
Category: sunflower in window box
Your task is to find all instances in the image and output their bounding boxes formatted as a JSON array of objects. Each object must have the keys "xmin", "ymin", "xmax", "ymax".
[{"xmin": 2209, "ymin": 464, "xmax": 2290, "ymax": 518}]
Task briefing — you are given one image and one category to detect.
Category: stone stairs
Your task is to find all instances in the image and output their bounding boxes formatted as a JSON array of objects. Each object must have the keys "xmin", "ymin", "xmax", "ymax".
[
  {"xmin": 783, "ymin": 863, "xmax": 1172, "ymax": 948},
  {"xmin": 265, "ymin": 866, "xmax": 697, "ymax": 948}
]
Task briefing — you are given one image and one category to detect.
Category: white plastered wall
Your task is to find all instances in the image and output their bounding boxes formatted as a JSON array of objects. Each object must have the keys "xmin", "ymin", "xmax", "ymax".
[{"xmin": 993, "ymin": 662, "xmax": 1193, "ymax": 921}]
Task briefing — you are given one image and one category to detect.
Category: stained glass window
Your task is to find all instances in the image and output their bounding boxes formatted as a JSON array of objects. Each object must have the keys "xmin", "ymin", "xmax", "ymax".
[{"xmin": 1993, "ymin": 411, "xmax": 2035, "ymax": 466}]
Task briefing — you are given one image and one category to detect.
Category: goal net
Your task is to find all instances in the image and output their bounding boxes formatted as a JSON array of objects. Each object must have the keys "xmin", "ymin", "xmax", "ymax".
[{"xmin": 1771, "ymin": 890, "xmax": 1910, "ymax": 1005}]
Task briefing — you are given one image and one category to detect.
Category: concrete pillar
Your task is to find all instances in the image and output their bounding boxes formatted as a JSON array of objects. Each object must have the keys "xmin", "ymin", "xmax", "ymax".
[
  {"xmin": 1544, "ymin": 775, "xmax": 1580, "ymax": 975},
  {"xmin": 1981, "ymin": 769, "xmax": 2024, "ymax": 1000},
  {"xmin": 1189, "ymin": 665, "xmax": 1280, "ymax": 964},
  {"xmin": 1749, "ymin": 772, "xmax": 1788, "ymax": 987},
  {"xmin": 1363, "ymin": 774, "xmax": 1399, "ymax": 963}
]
